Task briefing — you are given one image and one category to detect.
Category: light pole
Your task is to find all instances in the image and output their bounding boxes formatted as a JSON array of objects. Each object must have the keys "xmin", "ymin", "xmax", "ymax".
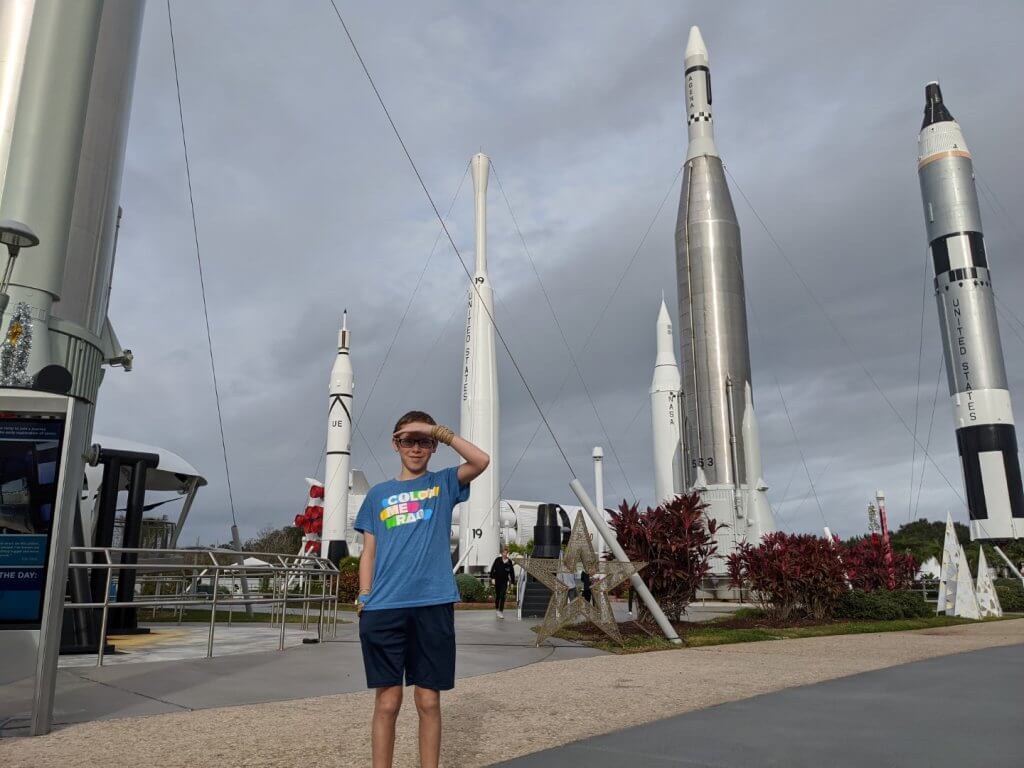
[{"xmin": 0, "ymin": 218, "xmax": 39, "ymax": 316}]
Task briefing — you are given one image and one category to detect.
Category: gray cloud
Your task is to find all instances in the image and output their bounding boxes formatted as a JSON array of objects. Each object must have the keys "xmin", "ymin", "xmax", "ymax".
[{"xmin": 96, "ymin": 0, "xmax": 1024, "ymax": 545}]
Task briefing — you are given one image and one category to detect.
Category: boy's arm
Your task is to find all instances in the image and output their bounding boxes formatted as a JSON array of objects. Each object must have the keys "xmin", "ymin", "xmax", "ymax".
[
  {"xmin": 450, "ymin": 434, "xmax": 489, "ymax": 485},
  {"xmin": 393, "ymin": 421, "xmax": 490, "ymax": 484},
  {"xmin": 357, "ymin": 532, "xmax": 376, "ymax": 611}
]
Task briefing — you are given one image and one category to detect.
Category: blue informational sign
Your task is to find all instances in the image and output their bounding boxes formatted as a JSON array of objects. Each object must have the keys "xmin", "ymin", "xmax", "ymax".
[{"xmin": 0, "ymin": 416, "xmax": 65, "ymax": 628}]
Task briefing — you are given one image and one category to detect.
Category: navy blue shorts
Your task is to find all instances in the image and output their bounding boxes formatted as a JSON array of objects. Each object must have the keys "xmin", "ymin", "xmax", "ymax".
[{"xmin": 358, "ymin": 603, "xmax": 456, "ymax": 691}]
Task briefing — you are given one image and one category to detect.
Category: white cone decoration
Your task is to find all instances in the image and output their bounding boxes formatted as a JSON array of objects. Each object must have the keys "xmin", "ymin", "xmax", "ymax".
[
  {"xmin": 975, "ymin": 547, "xmax": 1002, "ymax": 618},
  {"xmin": 936, "ymin": 511, "xmax": 959, "ymax": 614},
  {"xmin": 951, "ymin": 542, "xmax": 981, "ymax": 619}
]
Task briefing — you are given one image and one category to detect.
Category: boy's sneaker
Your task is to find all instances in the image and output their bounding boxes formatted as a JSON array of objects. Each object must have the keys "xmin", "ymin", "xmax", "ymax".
[{"xmin": 496, "ymin": 611, "xmax": 504, "ymax": 619}]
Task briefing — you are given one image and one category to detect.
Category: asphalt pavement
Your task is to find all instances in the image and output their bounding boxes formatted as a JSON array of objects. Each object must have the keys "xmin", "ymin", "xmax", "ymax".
[{"xmin": 493, "ymin": 643, "xmax": 1023, "ymax": 767}]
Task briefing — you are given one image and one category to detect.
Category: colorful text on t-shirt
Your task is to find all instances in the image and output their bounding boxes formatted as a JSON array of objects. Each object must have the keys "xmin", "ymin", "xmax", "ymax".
[{"xmin": 379, "ymin": 485, "xmax": 441, "ymax": 529}]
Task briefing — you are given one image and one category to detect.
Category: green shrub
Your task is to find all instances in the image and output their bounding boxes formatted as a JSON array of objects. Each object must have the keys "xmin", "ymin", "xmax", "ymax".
[
  {"xmin": 337, "ymin": 569, "xmax": 360, "ymax": 602},
  {"xmin": 889, "ymin": 589, "xmax": 933, "ymax": 618},
  {"xmin": 338, "ymin": 556, "xmax": 360, "ymax": 573},
  {"xmin": 834, "ymin": 589, "xmax": 931, "ymax": 620},
  {"xmin": 455, "ymin": 573, "xmax": 487, "ymax": 603},
  {"xmin": 995, "ymin": 581, "xmax": 1024, "ymax": 613}
]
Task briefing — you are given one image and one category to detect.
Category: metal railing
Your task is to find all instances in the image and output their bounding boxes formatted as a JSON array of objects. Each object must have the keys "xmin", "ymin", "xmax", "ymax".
[{"xmin": 65, "ymin": 547, "xmax": 342, "ymax": 666}]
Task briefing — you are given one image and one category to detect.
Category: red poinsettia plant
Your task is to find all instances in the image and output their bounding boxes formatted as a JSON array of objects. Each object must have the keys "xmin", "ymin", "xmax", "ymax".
[{"xmin": 608, "ymin": 493, "xmax": 720, "ymax": 622}]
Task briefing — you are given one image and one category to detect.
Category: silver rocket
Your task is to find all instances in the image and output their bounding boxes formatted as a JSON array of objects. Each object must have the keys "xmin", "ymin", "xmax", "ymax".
[
  {"xmin": 917, "ymin": 83, "xmax": 1023, "ymax": 540},
  {"xmin": 323, "ymin": 311, "xmax": 353, "ymax": 562},
  {"xmin": 674, "ymin": 26, "xmax": 774, "ymax": 559},
  {"xmin": 650, "ymin": 298, "xmax": 683, "ymax": 503},
  {"xmin": 458, "ymin": 152, "xmax": 500, "ymax": 571}
]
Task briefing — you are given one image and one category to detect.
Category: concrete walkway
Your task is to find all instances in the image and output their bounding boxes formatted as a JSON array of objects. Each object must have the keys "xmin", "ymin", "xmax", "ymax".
[
  {"xmin": 0, "ymin": 610, "xmax": 602, "ymax": 731},
  {"xmin": 495, "ymin": 642, "xmax": 1024, "ymax": 766},
  {"xmin": 2, "ymin": 618, "xmax": 1020, "ymax": 767}
]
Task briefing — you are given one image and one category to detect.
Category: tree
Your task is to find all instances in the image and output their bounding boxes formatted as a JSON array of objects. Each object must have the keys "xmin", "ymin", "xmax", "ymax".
[
  {"xmin": 507, "ymin": 540, "xmax": 533, "ymax": 556},
  {"xmin": 244, "ymin": 525, "xmax": 303, "ymax": 555},
  {"xmin": 608, "ymin": 493, "xmax": 719, "ymax": 622}
]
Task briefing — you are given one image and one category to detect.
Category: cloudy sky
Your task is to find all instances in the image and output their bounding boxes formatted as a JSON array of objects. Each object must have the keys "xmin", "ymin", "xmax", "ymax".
[{"xmin": 96, "ymin": 0, "xmax": 1024, "ymax": 546}]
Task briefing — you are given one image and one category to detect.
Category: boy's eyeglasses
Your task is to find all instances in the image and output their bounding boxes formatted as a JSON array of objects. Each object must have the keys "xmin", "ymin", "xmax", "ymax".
[{"xmin": 395, "ymin": 437, "xmax": 436, "ymax": 449}]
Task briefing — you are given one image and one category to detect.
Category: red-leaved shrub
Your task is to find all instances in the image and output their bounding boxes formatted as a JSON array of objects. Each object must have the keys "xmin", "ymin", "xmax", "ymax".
[
  {"xmin": 843, "ymin": 535, "xmax": 917, "ymax": 591},
  {"xmin": 608, "ymin": 493, "xmax": 719, "ymax": 622},
  {"xmin": 727, "ymin": 533, "xmax": 847, "ymax": 621}
]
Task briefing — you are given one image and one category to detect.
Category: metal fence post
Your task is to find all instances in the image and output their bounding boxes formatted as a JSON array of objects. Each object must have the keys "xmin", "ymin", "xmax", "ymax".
[
  {"xmin": 97, "ymin": 555, "xmax": 113, "ymax": 667},
  {"xmin": 207, "ymin": 569, "xmax": 220, "ymax": 658}
]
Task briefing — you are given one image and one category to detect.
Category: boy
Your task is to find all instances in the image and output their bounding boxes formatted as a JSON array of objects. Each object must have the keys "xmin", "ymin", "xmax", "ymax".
[{"xmin": 355, "ymin": 410, "xmax": 489, "ymax": 768}]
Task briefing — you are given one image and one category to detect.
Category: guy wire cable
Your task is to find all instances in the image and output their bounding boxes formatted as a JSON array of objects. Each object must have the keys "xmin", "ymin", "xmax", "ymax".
[
  {"xmin": 494, "ymin": 164, "xmax": 684, "ymax": 504},
  {"xmin": 491, "ymin": 162, "xmax": 637, "ymax": 500},
  {"xmin": 327, "ymin": 1, "xmax": 575, "ymax": 476},
  {"xmin": 913, "ymin": 355, "xmax": 945, "ymax": 520},
  {"xmin": 167, "ymin": 1, "xmax": 238, "ymax": 529},
  {"xmin": 311, "ymin": 164, "xmax": 471, "ymax": 483},
  {"xmin": 908, "ymin": 245, "xmax": 932, "ymax": 521},
  {"xmin": 724, "ymin": 165, "xmax": 967, "ymax": 508}
]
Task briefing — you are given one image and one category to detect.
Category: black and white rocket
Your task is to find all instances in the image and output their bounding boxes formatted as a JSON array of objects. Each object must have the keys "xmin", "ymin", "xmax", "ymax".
[
  {"xmin": 674, "ymin": 26, "xmax": 775, "ymax": 561},
  {"xmin": 323, "ymin": 311, "xmax": 353, "ymax": 562},
  {"xmin": 917, "ymin": 83, "xmax": 1023, "ymax": 540}
]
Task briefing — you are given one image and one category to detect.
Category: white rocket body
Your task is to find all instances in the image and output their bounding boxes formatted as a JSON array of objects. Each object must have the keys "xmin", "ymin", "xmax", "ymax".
[
  {"xmin": 458, "ymin": 153, "xmax": 501, "ymax": 571},
  {"xmin": 650, "ymin": 299, "xmax": 683, "ymax": 504},
  {"xmin": 741, "ymin": 382, "xmax": 774, "ymax": 542},
  {"xmin": 593, "ymin": 446, "xmax": 606, "ymax": 557},
  {"xmin": 323, "ymin": 313, "xmax": 353, "ymax": 562}
]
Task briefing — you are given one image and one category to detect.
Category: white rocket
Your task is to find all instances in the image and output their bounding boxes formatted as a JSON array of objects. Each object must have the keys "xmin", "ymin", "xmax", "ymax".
[
  {"xmin": 740, "ymin": 382, "xmax": 774, "ymax": 542},
  {"xmin": 323, "ymin": 311, "xmax": 353, "ymax": 563},
  {"xmin": 650, "ymin": 298, "xmax": 683, "ymax": 504},
  {"xmin": 458, "ymin": 153, "xmax": 501, "ymax": 571}
]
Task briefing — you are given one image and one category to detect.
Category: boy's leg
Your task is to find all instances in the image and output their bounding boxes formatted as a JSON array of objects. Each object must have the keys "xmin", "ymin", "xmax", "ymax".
[
  {"xmin": 414, "ymin": 686, "xmax": 441, "ymax": 768},
  {"xmin": 359, "ymin": 608, "xmax": 409, "ymax": 767},
  {"xmin": 407, "ymin": 604, "xmax": 455, "ymax": 768},
  {"xmin": 372, "ymin": 686, "xmax": 403, "ymax": 768}
]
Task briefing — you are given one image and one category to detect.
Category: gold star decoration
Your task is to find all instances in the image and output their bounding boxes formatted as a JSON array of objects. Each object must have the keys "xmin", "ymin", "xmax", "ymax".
[
  {"xmin": 522, "ymin": 510, "xmax": 645, "ymax": 646},
  {"xmin": 6, "ymin": 321, "xmax": 23, "ymax": 345}
]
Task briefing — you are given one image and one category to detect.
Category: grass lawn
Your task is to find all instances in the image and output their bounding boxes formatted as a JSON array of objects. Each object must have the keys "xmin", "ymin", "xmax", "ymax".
[{"xmin": 548, "ymin": 612, "xmax": 1019, "ymax": 654}]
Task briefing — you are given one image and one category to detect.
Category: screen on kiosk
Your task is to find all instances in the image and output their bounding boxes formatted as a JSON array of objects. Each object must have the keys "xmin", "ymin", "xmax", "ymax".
[{"xmin": 0, "ymin": 416, "xmax": 65, "ymax": 628}]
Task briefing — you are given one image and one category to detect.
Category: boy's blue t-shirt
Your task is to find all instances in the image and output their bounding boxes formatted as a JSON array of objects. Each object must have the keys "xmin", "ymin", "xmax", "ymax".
[{"xmin": 354, "ymin": 466, "xmax": 469, "ymax": 610}]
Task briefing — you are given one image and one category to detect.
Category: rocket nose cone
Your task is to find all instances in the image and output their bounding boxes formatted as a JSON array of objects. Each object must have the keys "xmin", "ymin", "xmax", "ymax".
[
  {"xmin": 657, "ymin": 298, "xmax": 671, "ymax": 325},
  {"xmin": 685, "ymin": 26, "xmax": 707, "ymax": 60},
  {"xmin": 922, "ymin": 81, "xmax": 954, "ymax": 128}
]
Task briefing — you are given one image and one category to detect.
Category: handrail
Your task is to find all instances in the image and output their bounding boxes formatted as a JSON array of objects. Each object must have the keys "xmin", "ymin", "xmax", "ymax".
[{"xmin": 64, "ymin": 546, "xmax": 341, "ymax": 666}]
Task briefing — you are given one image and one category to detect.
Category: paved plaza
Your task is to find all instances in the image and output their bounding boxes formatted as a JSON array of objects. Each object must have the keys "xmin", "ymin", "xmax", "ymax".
[{"xmin": 0, "ymin": 614, "xmax": 1020, "ymax": 767}]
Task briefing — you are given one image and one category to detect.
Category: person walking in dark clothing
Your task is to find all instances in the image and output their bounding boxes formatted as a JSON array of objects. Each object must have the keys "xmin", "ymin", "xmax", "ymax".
[
  {"xmin": 581, "ymin": 570, "xmax": 593, "ymax": 604},
  {"xmin": 489, "ymin": 548, "xmax": 515, "ymax": 619}
]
